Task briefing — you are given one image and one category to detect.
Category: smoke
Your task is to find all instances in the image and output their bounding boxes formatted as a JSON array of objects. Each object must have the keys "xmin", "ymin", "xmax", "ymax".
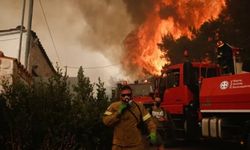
[
  {"xmin": 122, "ymin": 0, "xmax": 154, "ymax": 25},
  {"xmin": 71, "ymin": 0, "xmax": 134, "ymax": 63},
  {"xmin": 0, "ymin": 0, "xmax": 133, "ymax": 60},
  {"xmin": 0, "ymin": 0, "xmax": 21, "ymax": 28}
]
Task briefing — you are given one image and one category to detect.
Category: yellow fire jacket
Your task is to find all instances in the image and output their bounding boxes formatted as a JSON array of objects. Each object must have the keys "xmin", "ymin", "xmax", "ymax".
[{"xmin": 103, "ymin": 101, "xmax": 156, "ymax": 147}]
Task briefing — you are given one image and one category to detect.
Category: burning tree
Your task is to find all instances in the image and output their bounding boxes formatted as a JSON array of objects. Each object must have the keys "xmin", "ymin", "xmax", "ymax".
[
  {"xmin": 122, "ymin": 0, "xmax": 226, "ymax": 78},
  {"xmin": 159, "ymin": 0, "xmax": 250, "ymax": 64}
]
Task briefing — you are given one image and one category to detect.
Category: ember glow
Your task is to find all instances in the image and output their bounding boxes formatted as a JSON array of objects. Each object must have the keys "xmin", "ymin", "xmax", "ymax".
[{"xmin": 122, "ymin": 0, "xmax": 226, "ymax": 77}]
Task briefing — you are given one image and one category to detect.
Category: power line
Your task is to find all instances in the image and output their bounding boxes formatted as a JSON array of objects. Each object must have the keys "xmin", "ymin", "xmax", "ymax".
[
  {"xmin": 38, "ymin": 0, "xmax": 61, "ymax": 64},
  {"xmin": 65, "ymin": 64, "xmax": 120, "ymax": 70},
  {"xmin": 0, "ymin": 37, "xmax": 20, "ymax": 42}
]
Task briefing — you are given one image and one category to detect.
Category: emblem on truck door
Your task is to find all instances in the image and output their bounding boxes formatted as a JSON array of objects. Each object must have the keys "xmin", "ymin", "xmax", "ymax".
[{"xmin": 220, "ymin": 81, "xmax": 229, "ymax": 90}]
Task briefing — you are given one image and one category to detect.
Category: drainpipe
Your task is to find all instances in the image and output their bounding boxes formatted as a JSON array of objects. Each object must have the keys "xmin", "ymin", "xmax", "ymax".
[
  {"xmin": 25, "ymin": 0, "xmax": 34, "ymax": 69},
  {"xmin": 18, "ymin": 0, "xmax": 26, "ymax": 62}
]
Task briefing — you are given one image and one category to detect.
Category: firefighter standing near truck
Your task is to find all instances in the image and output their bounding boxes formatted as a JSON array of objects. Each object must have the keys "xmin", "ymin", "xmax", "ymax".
[
  {"xmin": 151, "ymin": 97, "xmax": 168, "ymax": 150},
  {"xmin": 216, "ymin": 41, "xmax": 234, "ymax": 74},
  {"xmin": 103, "ymin": 85, "xmax": 157, "ymax": 150}
]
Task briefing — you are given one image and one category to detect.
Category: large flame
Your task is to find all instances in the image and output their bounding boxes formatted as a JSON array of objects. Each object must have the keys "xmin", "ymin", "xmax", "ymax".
[{"xmin": 122, "ymin": 0, "xmax": 226, "ymax": 77}]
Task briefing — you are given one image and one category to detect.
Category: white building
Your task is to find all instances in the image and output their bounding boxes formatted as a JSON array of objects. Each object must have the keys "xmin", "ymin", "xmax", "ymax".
[
  {"xmin": 0, "ymin": 26, "xmax": 56, "ymax": 78},
  {"xmin": 0, "ymin": 51, "xmax": 32, "ymax": 92}
]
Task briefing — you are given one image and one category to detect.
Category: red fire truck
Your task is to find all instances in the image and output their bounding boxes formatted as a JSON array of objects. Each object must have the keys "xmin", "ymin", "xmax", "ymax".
[
  {"xmin": 158, "ymin": 47, "xmax": 250, "ymax": 148},
  {"xmin": 129, "ymin": 80, "xmax": 156, "ymax": 105}
]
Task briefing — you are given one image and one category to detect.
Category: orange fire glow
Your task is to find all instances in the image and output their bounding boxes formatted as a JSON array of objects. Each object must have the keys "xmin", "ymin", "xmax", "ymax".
[{"xmin": 122, "ymin": 0, "xmax": 226, "ymax": 77}]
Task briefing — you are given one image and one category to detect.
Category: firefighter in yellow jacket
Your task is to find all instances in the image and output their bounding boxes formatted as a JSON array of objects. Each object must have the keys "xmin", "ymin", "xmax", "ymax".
[{"xmin": 103, "ymin": 85, "xmax": 157, "ymax": 150}]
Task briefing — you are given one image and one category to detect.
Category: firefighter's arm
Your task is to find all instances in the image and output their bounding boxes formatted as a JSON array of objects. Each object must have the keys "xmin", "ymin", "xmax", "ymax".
[
  {"xmin": 102, "ymin": 103, "xmax": 125, "ymax": 127},
  {"xmin": 140, "ymin": 104, "xmax": 157, "ymax": 133},
  {"xmin": 143, "ymin": 110, "xmax": 157, "ymax": 144},
  {"xmin": 144, "ymin": 114, "xmax": 157, "ymax": 133}
]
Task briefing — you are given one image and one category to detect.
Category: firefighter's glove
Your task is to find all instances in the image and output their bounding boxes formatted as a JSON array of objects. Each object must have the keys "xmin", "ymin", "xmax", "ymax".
[
  {"xmin": 118, "ymin": 103, "xmax": 127, "ymax": 114},
  {"xmin": 148, "ymin": 132, "xmax": 157, "ymax": 144}
]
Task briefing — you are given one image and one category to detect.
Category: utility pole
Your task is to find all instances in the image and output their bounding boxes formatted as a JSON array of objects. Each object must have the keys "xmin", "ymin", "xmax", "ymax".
[
  {"xmin": 18, "ymin": 0, "xmax": 26, "ymax": 62},
  {"xmin": 25, "ymin": 0, "xmax": 34, "ymax": 69}
]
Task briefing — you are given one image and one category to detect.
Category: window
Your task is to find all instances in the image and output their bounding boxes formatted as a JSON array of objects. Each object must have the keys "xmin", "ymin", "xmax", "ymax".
[
  {"xmin": 201, "ymin": 68, "xmax": 217, "ymax": 78},
  {"xmin": 166, "ymin": 69, "xmax": 180, "ymax": 89},
  {"xmin": 130, "ymin": 84, "xmax": 153, "ymax": 97}
]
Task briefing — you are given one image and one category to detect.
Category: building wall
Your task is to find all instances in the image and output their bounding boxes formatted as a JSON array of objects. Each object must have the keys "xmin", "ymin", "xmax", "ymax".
[
  {"xmin": 28, "ymin": 37, "xmax": 56, "ymax": 77},
  {"xmin": 0, "ymin": 56, "xmax": 32, "ymax": 92},
  {"xmin": 0, "ymin": 27, "xmax": 56, "ymax": 78},
  {"xmin": 0, "ymin": 57, "xmax": 14, "ymax": 92}
]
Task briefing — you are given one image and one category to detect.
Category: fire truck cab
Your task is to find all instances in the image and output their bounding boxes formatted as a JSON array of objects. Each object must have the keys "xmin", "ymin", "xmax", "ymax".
[
  {"xmin": 159, "ymin": 59, "xmax": 250, "ymax": 148},
  {"xmin": 130, "ymin": 81, "xmax": 154, "ymax": 103},
  {"xmin": 159, "ymin": 62, "xmax": 220, "ymax": 141},
  {"xmin": 160, "ymin": 62, "xmax": 220, "ymax": 115}
]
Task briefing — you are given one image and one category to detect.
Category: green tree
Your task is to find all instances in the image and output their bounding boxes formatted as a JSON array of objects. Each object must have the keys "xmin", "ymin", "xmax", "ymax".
[
  {"xmin": 0, "ymin": 66, "xmax": 113, "ymax": 149},
  {"xmin": 92, "ymin": 77, "xmax": 112, "ymax": 149},
  {"xmin": 0, "ymin": 80, "xmax": 33, "ymax": 149},
  {"xmin": 73, "ymin": 66, "xmax": 94, "ymax": 102},
  {"xmin": 71, "ymin": 67, "xmax": 112, "ymax": 149},
  {"xmin": 30, "ymin": 67, "xmax": 73, "ymax": 149}
]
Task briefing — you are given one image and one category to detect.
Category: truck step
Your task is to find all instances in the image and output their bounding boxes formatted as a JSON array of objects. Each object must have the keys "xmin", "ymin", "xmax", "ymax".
[
  {"xmin": 175, "ymin": 137, "xmax": 185, "ymax": 141},
  {"xmin": 172, "ymin": 118, "xmax": 183, "ymax": 121},
  {"xmin": 175, "ymin": 128, "xmax": 185, "ymax": 131},
  {"xmin": 174, "ymin": 121, "xmax": 185, "ymax": 129},
  {"xmin": 174, "ymin": 127, "xmax": 186, "ymax": 139}
]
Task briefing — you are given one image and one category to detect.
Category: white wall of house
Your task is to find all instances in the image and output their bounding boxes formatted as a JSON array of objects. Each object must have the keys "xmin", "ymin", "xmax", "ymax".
[
  {"xmin": 0, "ymin": 28, "xmax": 56, "ymax": 77},
  {"xmin": 0, "ymin": 57, "xmax": 14, "ymax": 92},
  {"xmin": 0, "ymin": 30, "xmax": 27, "ymax": 65}
]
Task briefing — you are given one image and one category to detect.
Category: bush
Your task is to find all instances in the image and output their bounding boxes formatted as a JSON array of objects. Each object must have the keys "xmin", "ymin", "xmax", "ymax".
[{"xmin": 0, "ymin": 67, "xmax": 112, "ymax": 149}]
